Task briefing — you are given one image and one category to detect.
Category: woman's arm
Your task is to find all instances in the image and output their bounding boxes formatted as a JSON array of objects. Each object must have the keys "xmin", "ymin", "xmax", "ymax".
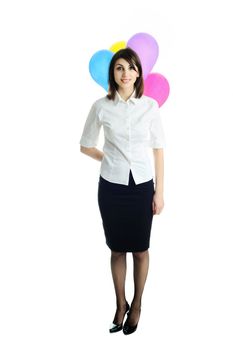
[
  {"xmin": 80, "ymin": 146, "xmax": 104, "ymax": 162},
  {"xmin": 152, "ymin": 148, "xmax": 164, "ymax": 215}
]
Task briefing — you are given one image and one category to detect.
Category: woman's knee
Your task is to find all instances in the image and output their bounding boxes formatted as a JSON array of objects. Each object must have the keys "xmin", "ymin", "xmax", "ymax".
[
  {"xmin": 111, "ymin": 250, "xmax": 126, "ymax": 259},
  {"xmin": 132, "ymin": 250, "xmax": 149, "ymax": 260}
]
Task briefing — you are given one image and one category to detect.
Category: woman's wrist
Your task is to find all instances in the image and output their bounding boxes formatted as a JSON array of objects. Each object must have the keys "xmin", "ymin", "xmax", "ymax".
[{"xmin": 154, "ymin": 186, "xmax": 163, "ymax": 195}]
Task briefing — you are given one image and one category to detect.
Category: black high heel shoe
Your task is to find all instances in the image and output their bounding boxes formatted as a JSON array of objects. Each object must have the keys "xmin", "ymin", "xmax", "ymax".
[
  {"xmin": 123, "ymin": 307, "xmax": 141, "ymax": 335},
  {"xmin": 109, "ymin": 301, "xmax": 130, "ymax": 333}
]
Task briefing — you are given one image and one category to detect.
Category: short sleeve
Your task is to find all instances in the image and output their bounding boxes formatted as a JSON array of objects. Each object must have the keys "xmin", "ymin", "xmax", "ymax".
[
  {"xmin": 79, "ymin": 102, "xmax": 102, "ymax": 147},
  {"xmin": 149, "ymin": 102, "xmax": 166, "ymax": 149}
]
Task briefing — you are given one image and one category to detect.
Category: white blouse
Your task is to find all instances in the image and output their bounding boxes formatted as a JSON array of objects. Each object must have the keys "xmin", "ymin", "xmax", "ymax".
[{"xmin": 80, "ymin": 90, "xmax": 166, "ymax": 186}]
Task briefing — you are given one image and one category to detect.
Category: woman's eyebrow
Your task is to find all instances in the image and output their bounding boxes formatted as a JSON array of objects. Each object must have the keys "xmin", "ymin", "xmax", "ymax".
[{"xmin": 115, "ymin": 63, "xmax": 134, "ymax": 67}]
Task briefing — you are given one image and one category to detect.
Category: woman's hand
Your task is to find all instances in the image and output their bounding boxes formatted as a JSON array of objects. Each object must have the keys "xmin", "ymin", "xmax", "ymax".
[{"xmin": 152, "ymin": 192, "xmax": 164, "ymax": 215}]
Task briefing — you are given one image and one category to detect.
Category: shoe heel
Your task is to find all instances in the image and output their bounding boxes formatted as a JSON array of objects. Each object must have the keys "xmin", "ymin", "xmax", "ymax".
[{"xmin": 109, "ymin": 301, "xmax": 130, "ymax": 333}]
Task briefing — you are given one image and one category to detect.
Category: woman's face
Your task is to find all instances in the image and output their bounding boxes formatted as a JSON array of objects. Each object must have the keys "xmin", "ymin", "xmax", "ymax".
[{"xmin": 113, "ymin": 58, "xmax": 140, "ymax": 91}]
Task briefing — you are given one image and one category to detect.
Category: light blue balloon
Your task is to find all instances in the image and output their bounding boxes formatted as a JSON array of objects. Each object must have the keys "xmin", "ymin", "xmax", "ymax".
[{"xmin": 89, "ymin": 50, "xmax": 114, "ymax": 91}]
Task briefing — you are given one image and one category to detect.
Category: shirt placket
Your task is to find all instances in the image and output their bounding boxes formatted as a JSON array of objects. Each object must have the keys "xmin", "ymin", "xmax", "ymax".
[{"xmin": 126, "ymin": 102, "xmax": 132, "ymax": 166}]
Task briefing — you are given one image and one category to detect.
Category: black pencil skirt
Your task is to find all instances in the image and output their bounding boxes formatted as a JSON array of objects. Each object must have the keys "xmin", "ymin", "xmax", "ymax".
[{"xmin": 97, "ymin": 170, "xmax": 155, "ymax": 252}]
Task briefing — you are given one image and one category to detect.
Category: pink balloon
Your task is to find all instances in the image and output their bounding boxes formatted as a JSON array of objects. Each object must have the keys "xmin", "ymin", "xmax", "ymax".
[
  {"xmin": 144, "ymin": 73, "xmax": 170, "ymax": 107},
  {"xmin": 127, "ymin": 33, "xmax": 159, "ymax": 79}
]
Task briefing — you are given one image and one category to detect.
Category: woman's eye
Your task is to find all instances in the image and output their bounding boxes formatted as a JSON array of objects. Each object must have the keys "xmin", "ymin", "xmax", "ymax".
[
  {"xmin": 115, "ymin": 66, "xmax": 136, "ymax": 72},
  {"xmin": 129, "ymin": 65, "xmax": 137, "ymax": 70}
]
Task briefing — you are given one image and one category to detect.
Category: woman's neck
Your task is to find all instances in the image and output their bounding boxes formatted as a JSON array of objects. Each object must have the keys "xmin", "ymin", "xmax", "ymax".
[{"xmin": 117, "ymin": 88, "xmax": 134, "ymax": 101}]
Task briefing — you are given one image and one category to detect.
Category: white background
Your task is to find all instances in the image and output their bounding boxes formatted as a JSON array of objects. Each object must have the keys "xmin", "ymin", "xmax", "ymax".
[{"xmin": 1, "ymin": 0, "xmax": 233, "ymax": 349}]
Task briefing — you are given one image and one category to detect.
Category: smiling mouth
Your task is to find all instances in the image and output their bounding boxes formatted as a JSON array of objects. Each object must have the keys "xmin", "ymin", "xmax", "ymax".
[{"xmin": 121, "ymin": 79, "xmax": 131, "ymax": 83}]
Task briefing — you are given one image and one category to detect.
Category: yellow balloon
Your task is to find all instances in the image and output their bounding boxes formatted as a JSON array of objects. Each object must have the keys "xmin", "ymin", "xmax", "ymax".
[{"xmin": 109, "ymin": 41, "xmax": 126, "ymax": 53}]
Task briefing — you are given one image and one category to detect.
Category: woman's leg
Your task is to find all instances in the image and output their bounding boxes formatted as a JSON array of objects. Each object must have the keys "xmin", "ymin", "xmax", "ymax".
[
  {"xmin": 110, "ymin": 250, "xmax": 128, "ymax": 324},
  {"xmin": 128, "ymin": 250, "xmax": 149, "ymax": 325}
]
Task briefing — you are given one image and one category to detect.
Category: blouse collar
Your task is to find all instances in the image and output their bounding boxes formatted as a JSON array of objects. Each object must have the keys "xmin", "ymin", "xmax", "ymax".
[{"xmin": 114, "ymin": 90, "xmax": 140, "ymax": 105}]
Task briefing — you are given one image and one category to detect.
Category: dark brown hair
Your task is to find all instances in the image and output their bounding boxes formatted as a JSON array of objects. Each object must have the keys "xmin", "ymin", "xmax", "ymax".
[{"xmin": 107, "ymin": 47, "xmax": 144, "ymax": 100}]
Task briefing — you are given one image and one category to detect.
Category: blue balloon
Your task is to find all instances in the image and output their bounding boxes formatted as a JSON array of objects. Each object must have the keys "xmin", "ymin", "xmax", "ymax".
[{"xmin": 89, "ymin": 50, "xmax": 114, "ymax": 91}]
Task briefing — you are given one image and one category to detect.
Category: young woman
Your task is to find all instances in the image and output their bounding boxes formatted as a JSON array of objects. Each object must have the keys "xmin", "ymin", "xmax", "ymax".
[{"xmin": 80, "ymin": 47, "xmax": 165, "ymax": 335}]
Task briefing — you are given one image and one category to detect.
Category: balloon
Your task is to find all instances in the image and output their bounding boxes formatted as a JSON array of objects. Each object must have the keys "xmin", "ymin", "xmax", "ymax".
[
  {"xmin": 109, "ymin": 41, "xmax": 126, "ymax": 53},
  {"xmin": 88, "ymin": 33, "xmax": 170, "ymax": 106},
  {"xmin": 89, "ymin": 50, "xmax": 114, "ymax": 91},
  {"xmin": 127, "ymin": 33, "xmax": 159, "ymax": 79},
  {"xmin": 144, "ymin": 73, "xmax": 170, "ymax": 107}
]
